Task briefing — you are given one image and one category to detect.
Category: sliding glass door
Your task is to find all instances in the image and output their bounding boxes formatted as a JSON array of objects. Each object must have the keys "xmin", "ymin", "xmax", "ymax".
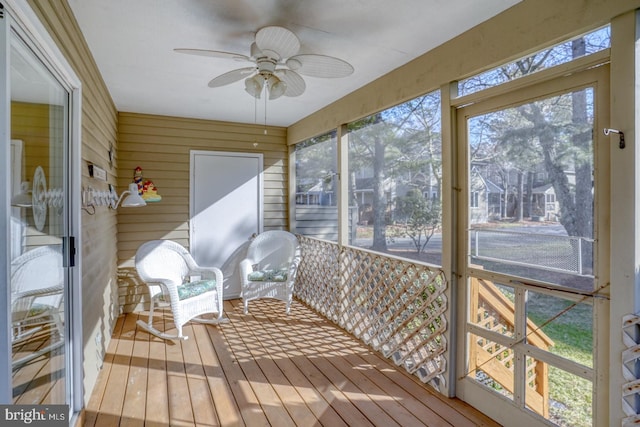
[
  {"xmin": 1, "ymin": 1, "xmax": 81, "ymax": 419},
  {"xmin": 9, "ymin": 26, "xmax": 71, "ymax": 405}
]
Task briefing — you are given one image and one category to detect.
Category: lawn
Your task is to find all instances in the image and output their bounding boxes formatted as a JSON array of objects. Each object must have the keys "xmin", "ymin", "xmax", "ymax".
[{"xmin": 527, "ymin": 292, "xmax": 593, "ymax": 427}]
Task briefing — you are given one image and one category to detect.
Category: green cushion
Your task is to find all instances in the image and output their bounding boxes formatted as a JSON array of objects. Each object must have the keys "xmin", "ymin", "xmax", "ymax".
[
  {"xmin": 27, "ymin": 303, "xmax": 51, "ymax": 317},
  {"xmin": 271, "ymin": 271, "xmax": 288, "ymax": 282},
  {"xmin": 247, "ymin": 269, "xmax": 288, "ymax": 282},
  {"xmin": 177, "ymin": 279, "xmax": 216, "ymax": 300},
  {"xmin": 247, "ymin": 270, "xmax": 267, "ymax": 281}
]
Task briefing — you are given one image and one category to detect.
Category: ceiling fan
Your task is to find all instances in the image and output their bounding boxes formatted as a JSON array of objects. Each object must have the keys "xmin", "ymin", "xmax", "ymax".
[{"xmin": 175, "ymin": 26, "xmax": 354, "ymax": 100}]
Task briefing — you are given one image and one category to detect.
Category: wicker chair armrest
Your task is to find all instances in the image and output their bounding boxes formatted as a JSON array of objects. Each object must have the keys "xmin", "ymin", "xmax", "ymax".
[
  {"xmin": 190, "ymin": 265, "xmax": 223, "ymax": 280},
  {"xmin": 145, "ymin": 277, "xmax": 177, "ymax": 286},
  {"xmin": 191, "ymin": 266, "xmax": 223, "ymax": 296},
  {"xmin": 13, "ymin": 285, "xmax": 63, "ymax": 300},
  {"xmin": 145, "ymin": 278, "xmax": 181, "ymax": 300},
  {"xmin": 239, "ymin": 259, "xmax": 255, "ymax": 282}
]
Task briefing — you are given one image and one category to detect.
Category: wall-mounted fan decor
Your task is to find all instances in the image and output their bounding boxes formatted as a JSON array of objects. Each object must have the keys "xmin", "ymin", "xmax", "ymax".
[{"xmin": 175, "ymin": 26, "xmax": 354, "ymax": 100}]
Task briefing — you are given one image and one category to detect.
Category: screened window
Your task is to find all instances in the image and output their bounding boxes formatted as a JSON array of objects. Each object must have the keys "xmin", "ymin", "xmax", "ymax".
[
  {"xmin": 293, "ymin": 131, "xmax": 338, "ymax": 241},
  {"xmin": 470, "ymin": 192, "xmax": 480, "ymax": 208},
  {"xmin": 347, "ymin": 89, "xmax": 442, "ymax": 265},
  {"xmin": 468, "ymin": 86, "xmax": 595, "ymax": 289},
  {"xmin": 458, "ymin": 26, "xmax": 610, "ymax": 97}
]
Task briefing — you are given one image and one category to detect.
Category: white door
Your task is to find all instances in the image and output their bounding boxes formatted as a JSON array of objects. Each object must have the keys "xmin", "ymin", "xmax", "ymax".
[{"xmin": 190, "ymin": 150, "xmax": 263, "ymax": 298}]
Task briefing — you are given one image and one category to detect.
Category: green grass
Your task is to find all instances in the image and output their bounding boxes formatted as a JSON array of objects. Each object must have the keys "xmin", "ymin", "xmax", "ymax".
[
  {"xmin": 546, "ymin": 366, "xmax": 592, "ymax": 426},
  {"xmin": 527, "ymin": 293, "xmax": 593, "ymax": 426}
]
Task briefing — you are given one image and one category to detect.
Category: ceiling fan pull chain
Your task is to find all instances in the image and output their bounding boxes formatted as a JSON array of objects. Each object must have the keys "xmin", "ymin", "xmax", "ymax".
[{"xmin": 254, "ymin": 94, "xmax": 258, "ymax": 124}]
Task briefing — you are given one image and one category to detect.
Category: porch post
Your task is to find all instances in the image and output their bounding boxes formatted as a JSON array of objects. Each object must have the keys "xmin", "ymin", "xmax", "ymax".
[
  {"xmin": 337, "ymin": 124, "xmax": 349, "ymax": 246},
  {"xmin": 441, "ymin": 81, "xmax": 457, "ymax": 398},
  {"xmin": 608, "ymin": 9, "xmax": 640, "ymax": 426},
  {"xmin": 288, "ymin": 144, "xmax": 296, "ymax": 232}
]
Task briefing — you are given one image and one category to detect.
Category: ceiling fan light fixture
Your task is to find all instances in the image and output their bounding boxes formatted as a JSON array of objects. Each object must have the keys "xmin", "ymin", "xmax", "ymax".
[
  {"xmin": 267, "ymin": 75, "xmax": 286, "ymax": 100},
  {"xmin": 244, "ymin": 74, "xmax": 264, "ymax": 98}
]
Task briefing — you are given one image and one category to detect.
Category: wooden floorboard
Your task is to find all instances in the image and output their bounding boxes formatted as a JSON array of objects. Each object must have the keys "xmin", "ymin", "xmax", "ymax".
[
  {"xmin": 121, "ymin": 313, "xmax": 148, "ymax": 427},
  {"xmin": 83, "ymin": 298, "xmax": 501, "ymax": 427},
  {"xmin": 234, "ymin": 302, "xmax": 347, "ymax": 427},
  {"xmin": 193, "ymin": 324, "xmax": 242, "ymax": 426},
  {"xmin": 11, "ymin": 322, "xmax": 65, "ymax": 405},
  {"xmin": 145, "ymin": 313, "xmax": 170, "ymax": 427},
  {"xmin": 84, "ymin": 315, "xmax": 125, "ymax": 426}
]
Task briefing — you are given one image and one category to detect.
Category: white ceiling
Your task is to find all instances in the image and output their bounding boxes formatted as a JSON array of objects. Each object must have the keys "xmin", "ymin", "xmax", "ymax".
[{"xmin": 67, "ymin": 0, "xmax": 520, "ymax": 127}]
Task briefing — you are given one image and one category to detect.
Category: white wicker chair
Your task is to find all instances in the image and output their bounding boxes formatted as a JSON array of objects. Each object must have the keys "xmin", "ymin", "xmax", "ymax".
[
  {"xmin": 11, "ymin": 245, "xmax": 65, "ymax": 368},
  {"xmin": 135, "ymin": 240, "xmax": 227, "ymax": 340},
  {"xmin": 239, "ymin": 230, "xmax": 300, "ymax": 314}
]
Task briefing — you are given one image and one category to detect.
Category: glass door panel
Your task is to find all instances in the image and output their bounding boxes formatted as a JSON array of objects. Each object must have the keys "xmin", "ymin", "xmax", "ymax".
[{"xmin": 10, "ymin": 30, "xmax": 69, "ymax": 405}]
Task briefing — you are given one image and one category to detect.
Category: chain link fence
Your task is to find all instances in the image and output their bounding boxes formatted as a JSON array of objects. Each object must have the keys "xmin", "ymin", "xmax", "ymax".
[{"xmin": 471, "ymin": 229, "xmax": 594, "ymax": 277}]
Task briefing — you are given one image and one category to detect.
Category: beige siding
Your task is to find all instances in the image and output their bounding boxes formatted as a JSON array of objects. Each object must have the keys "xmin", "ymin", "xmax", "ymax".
[
  {"xmin": 11, "ymin": 102, "xmax": 60, "ymax": 248},
  {"xmin": 116, "ymin": 112, "xmax": 288, "ymax": 313},
  {"xmin": 28, "ymin": 0, "xmax": 119, "ymax": 406}
]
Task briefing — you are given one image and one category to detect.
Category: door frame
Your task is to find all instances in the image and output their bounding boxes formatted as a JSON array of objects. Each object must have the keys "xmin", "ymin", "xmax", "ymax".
[
  {"xmin": 0, "ymin": 0, "xmax": 83, "ymax": 418},
  {"xmin": 453, "ymin": 64, "xmax": 610, "ymax": 426},
  {"xmin": 10, "ymin": 139, "xmax": 23, "ymax": 260}
]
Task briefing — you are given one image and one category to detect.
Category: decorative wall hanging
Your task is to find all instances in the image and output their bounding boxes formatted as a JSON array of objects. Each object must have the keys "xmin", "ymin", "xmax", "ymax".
[
  {"xmin": 133, "ymin": 166, "xmax": 162, "ymax": 202},
  {"xmin": 32, "ymin": 166, "xmax": 47, "ymax": 231}
]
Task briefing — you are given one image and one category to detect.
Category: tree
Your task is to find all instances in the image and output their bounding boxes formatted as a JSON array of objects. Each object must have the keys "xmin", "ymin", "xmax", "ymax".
[
  {"xmin": 466, "ymin": 33, "xmax": 602, "ymax": 254},
  {"xmin": 295, "ymin": 131, "xmax": 337, "ymax": 198},
  {"xmin": 348, "ymin": 91, "xmax": 442, "ymax": 253},
  {"xmin": 348, "ymin": 113, "xmax": 392, "ymax": 251},
  {"xmin": 394, "ymin": 190, "xmax": 441, "ymax": 254}
]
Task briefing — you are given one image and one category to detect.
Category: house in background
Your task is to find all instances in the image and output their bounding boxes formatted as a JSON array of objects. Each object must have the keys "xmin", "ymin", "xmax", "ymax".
[
  {"xmin": 2, "ymin": 1, "xmax": 640, "ymax": 427},
  {"xmin": 531, "ymin": 183, "xmax": 559, "ymax": 221},
  {"xmin": 469, "ymin": 167, "xmax": 505, "ymax": 224}
]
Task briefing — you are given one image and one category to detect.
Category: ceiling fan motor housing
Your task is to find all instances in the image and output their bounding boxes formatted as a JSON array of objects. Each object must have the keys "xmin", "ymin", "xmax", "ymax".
[{"xmin": 256, "ymin": 57, "xmax": 277, "ymax": 76}]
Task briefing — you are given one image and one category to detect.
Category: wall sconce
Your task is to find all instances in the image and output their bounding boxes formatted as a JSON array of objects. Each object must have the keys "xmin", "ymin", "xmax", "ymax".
[
  {"xmin": 82, "ymin": 183, "xmax": 146, "ymax": 214},
  {"xmin": 12, "ymin": 166, "xmax": 67, "ymax": 230},
  {"xmin": 11, "ymin": 181, "xmax": 32, "ymax": 208},
  {"xmin": 113, "ymin": 183, "xmax": 146, "ymax": 209}
]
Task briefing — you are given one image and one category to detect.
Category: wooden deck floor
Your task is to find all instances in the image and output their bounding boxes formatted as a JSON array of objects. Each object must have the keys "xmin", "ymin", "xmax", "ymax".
[
  {"xmin": 83, "ymin": 299, "xmax": 500, "ymax": 427},
  {"xmin": 12, "ymin": 324, "xmax": 65, "ymax": 404}
]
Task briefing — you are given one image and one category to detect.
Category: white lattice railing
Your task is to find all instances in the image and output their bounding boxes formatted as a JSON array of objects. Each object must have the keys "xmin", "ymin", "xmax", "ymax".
[
  {"xmin": 294, "ymin": 235, "xmax": 448, "ymax": 390},
  {"xmin": 622, "ymin": 314, "xmax": 640, "ymax": 426}
]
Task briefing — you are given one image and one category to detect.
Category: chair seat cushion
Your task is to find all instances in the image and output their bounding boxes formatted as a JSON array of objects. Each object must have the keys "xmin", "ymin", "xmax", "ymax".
[
  {"xmin": 177, "ymin": 279, "xmax": 217, "ymax": 300},
  {"xmin": 247, "ymin": 269, "xmax": 288, "ymax": 282},
  {"xmin": 27, "ymin": 303, "xmax": 52, "ymax": 317},
  {"xmin": 12, "ymin": 303, "xmax": 52, "ymax": 321}
]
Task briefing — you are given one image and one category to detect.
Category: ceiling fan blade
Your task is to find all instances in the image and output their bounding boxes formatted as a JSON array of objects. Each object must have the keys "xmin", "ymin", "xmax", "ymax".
[
  {"xmin": 287, "ymin": 54, "xmax": 354, "ymax": 78},
  {"xmin": 249, "ymin": 42, "xmax": 263, "ymax": 59},
  {"xmin": 255, "ymin": 26, "xmax": 300, "ymax": 60},
  {"xmin": 174, "ymin": 48, "xmax": 250, "ymax": 62},
  {"xmin": 275, "ymin": 70, "xmax": 306, "ymax": 97},
  {"xmin": 208, "ymin": 67, "xmax": 256, "ymax": 88}
]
